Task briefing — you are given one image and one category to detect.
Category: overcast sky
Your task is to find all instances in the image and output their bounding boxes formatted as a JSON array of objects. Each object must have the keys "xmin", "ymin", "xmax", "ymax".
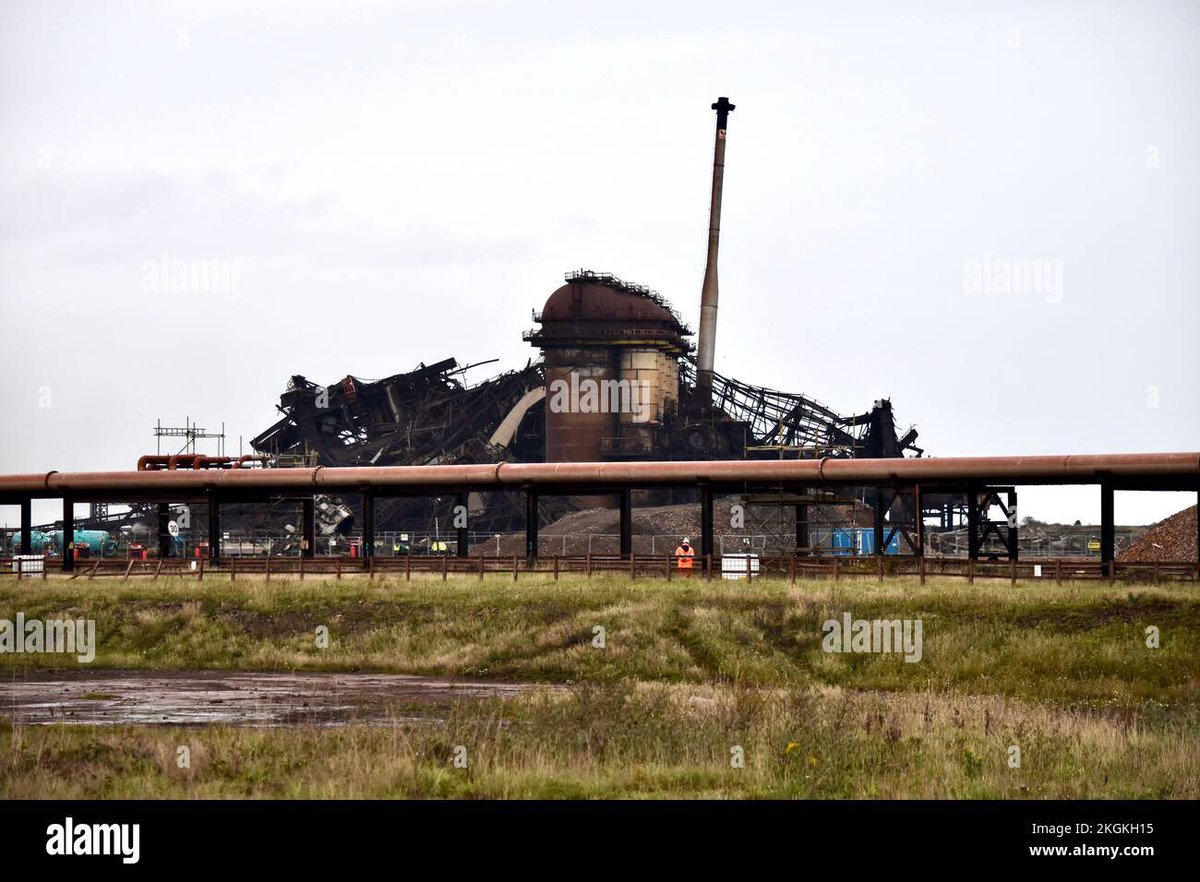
[{"xmin": 1, "ymin": 0, "xmax": 1197, "ymax": 526}]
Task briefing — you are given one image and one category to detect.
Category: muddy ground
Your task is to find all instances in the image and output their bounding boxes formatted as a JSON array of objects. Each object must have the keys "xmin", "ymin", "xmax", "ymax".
[{"xmin": 0, "ymin": 671, "xmax": 541, "ymax": 727}]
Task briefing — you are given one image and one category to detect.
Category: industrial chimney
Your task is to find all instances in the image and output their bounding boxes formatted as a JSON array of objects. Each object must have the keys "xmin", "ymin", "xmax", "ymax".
[{"xmin": 695, "ymin": 96, "xmax": 734, "ymax": 405}]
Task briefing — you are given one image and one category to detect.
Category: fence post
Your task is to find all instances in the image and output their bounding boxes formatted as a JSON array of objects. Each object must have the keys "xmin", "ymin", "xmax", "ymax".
[
  {"xmin": 790, "ymin": 556, "xmax": 796, "ymax": 584},
  {"xmin": 1152, "ymin": 562, "xmax": 1159, "ymax": 585},
  {"xmin": 706, "ymin": 553, "xmax": 713, "ymax": 581},
  {"xmin": 666, "ymin": 555, "xmax": 672, "ymax": 581},
  {"xmin": 968, "ymin": 560, "xmax": 974, "ymax": 585},
  {"xmin": 919, "ymin": 555, "xmax": 926, "ymax": 585},
  {"xmin": 405, "ymin": 553, "xmax": 411, "ymax": 582},
  {"xmin": 335, "ymin": 558, "xmax": 341, "ymax": 581},
  {"xmin": 198, "ymin": 557, "xmax": 205, "ymax": 582},
  {"xmin": 1108, "ymin": 560, "xmax": 1115, "ymax": 586},
  {"xmin": 442, "ymin": 554, "xmax": 449, "ymax": 581},
  {"xmin": 265, "ymin": 555, "xmax": 271, "ymax": 583},
  {"xmin": 586, "ymin": 553, "xmax": 592, "ymax": 578},
  {"xmin": 554, "ymin": 555, "xmax": 560, "ymax": 581},
  {"xmin": 479, "ymin": 555, "xmax": 485, "ymax": 581},
  {"xmin": 1010, "ymin": 558, "xmax": 1016, "ymax": 586},
  {"xmin": 298, "ymin": 557, "xmax": 303, "ymax": 581},
  {"xmin": 877, "ymin": 555, "xmax": 883, "ymax": 583},
  {"xmin": 833, "ymin": 558, "xmax": 840, "ymax": 581},
  {"xmin": 630, "ymin": 554, "xmax": 636, "ymax": 579}
]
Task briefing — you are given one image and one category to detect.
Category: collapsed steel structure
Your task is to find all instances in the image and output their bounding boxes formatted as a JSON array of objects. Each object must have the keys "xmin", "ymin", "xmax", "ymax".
[{"xmin": 13, "ymin": 97, "xmax": 923, "ymax": 545}]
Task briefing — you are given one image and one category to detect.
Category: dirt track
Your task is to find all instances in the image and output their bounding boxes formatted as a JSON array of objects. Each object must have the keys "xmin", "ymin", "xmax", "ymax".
[{"xmin": 0, "ymin": 671, "xmax": 538, "ymax": 727}]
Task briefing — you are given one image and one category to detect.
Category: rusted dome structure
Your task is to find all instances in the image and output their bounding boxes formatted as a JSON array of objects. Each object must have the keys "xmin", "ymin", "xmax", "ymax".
[{"xmin": 525, "ymin": 270, "xmax": 691, "ymax": 463}]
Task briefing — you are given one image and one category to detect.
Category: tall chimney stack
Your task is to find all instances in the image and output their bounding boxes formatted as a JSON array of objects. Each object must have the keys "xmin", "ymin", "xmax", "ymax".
[{"xmin": 695, "ymin": 96, "xmax": 734, "ymax": 405}]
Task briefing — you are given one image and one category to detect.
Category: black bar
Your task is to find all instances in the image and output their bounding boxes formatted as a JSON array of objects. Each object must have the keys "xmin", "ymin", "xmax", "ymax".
[
  {"xmin": 0, "ymin": 799, "xmax": 1188, "ymax": 871},
  {"xmin": 362, "ymin": 493, "xmax": 375, "ymax": 565},
  {"xmin": 457, "ymin": 491, "xmax": 469, "ymax": 558},
  {"xmin": 61, "ymin": 497, "xmax": 74, "ymax": 572},
  {"xmin": 157, "ymin": 502, "xmax": 171, "ymax": 559},
  {"xmin": 19, "ymin": 498, "xmax": 31, "ymax": 556},
  {"xmin": 525, "ymin": 489, "xmax": 538, "ymax": 559},
  {"xmin": 301, "ymin": 497, "xmax": 315, "ymax": 559},
  {"xmin": 207, "ymin": 491, "xmax": 221, "ymax": 563},
  {"xmin": 619, "ymin": 489, "xmax": 632, "ymax": 558},
  {"xmin": 967, "ymin": 484, "xmax": 980, "ymax": 561},
  {"xmin": 1100, "ymin": 482, "xmax": 1115, "ymax": 565}
]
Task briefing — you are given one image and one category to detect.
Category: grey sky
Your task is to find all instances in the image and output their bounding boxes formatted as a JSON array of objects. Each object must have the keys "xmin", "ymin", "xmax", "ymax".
[{"xmin": 1, "ymin": 0, "xmax": 1197, "ymax": 526}]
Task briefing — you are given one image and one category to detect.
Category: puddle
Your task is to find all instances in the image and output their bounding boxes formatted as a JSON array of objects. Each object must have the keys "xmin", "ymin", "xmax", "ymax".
[{"xmin": 0, "ymin": 671, "xmax": 537, "ymax": 727}]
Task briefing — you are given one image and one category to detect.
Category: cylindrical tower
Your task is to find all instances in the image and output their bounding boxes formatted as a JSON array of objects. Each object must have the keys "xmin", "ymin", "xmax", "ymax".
[{"xmin": 527, "ymin": 271, "xmax": 690, "ymax": 462}]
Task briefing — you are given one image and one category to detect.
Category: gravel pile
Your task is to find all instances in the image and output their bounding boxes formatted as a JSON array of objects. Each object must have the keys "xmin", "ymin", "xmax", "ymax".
[{"xmin": 1117, "ymin": 505, "xmax": 1197, "ymax": 562}]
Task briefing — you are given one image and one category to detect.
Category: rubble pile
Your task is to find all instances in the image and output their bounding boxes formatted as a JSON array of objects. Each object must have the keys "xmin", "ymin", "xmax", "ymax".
[{"xmin": 1118, "ymin": 505, "xmax": 1198, "ymax": 562}]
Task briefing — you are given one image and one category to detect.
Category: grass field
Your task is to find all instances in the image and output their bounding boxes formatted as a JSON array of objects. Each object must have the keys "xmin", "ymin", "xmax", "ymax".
[{"xmin": 2, "ymin": 574, "xmax": 1197, "ymax": 798}]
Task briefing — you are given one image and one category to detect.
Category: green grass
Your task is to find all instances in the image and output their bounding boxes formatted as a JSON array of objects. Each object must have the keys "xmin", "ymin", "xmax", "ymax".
[
  {"xmin": 1, "ymin": 575, "xmax": 1196, "ymax": 711},
  {"xmin": 1, "ymin": 574, "xmax": 1197, "ymax": 798}
]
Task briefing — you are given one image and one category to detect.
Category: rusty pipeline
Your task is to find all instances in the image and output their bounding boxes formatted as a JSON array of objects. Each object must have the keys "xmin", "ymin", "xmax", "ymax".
[{"xmin": 1, "ymin": 453, "xmax": 1197, "ymax": 498}]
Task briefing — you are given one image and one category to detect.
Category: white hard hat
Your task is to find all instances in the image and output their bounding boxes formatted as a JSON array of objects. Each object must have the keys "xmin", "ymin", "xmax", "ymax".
[{"xmin": 682, "ymin": 538, "xmax": 691, "ymax": 544}]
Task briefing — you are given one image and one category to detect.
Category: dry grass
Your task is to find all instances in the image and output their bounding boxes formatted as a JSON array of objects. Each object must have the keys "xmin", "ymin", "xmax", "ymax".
[{"xmin": 1, "ymin": 682, "xmax": 1193, "ymax": 798}]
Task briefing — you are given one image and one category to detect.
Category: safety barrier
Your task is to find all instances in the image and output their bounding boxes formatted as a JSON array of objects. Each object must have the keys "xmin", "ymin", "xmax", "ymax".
[{"xmin": 3, "ymin": 555, "xmax": 1196, "ymax": 584}]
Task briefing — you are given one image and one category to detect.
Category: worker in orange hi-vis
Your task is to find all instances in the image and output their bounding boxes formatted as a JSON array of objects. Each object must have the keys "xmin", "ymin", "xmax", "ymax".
[{"xmin": 674, "ymin": 538, "xmax": 695, "ymax": 578}]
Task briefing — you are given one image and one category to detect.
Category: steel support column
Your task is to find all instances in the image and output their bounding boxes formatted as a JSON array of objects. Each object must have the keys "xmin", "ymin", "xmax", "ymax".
[
  {"xmin": 207, "ymin": 491, "xmax": 221, "ymax": 563},
  {"xmin": 301, "ymin": 497, "xmax": 315, "ymax": 558},
  {"xmin": 873, "ymin": 489, "xmax": 885, "ymax": 557},
  {"xmin": 796, "ymin": 500, "xmax": 808, "ymax": 556},
  {"xmin": 19, "ymin": 498, "xmax": 31, "ymax": 556},
  {"xmin": 157, "ymin": 502, "xmax": 171, "ymax": 559},
  {"xmin": 619, "ymin": 490, "xmax": 632, "ymax": 558},
  {"xmin": 914, "ymin": 484, "xmax": 924, "ymax": 558},
  {"xmin": 62, "ymin": 498, "xmax": 74, "ymax": 572},
  {"xmin": 1007, "ymin": 489, "xmax": 1019, "ymax": 561},
  {"xmin": 525, "ymin": 489, "xmax": 538, "ymax": 559},
  {"xmin": 361, "ymin": 493, "xmax": 375, "ymax": 565},
  {"xmin": 456, "ymin": 491, "xmax": 469, "ymax": 558},
  {"xmin": 966, "ymin": 484, "xmax": 980, "ymax": 561},
  {"xmin": 700, "ymin": 484, "xmax": 714, "ymax": 563},
  {"xmin": 1100, "ymin": 482, "xmax": 1115, "ymax": 566}
]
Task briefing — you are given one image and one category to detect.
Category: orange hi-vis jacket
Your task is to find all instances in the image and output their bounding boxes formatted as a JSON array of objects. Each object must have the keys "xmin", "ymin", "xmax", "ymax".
[{"xmin": 674, "ymin": 544, "xmax": 695, "ymax": 569}]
